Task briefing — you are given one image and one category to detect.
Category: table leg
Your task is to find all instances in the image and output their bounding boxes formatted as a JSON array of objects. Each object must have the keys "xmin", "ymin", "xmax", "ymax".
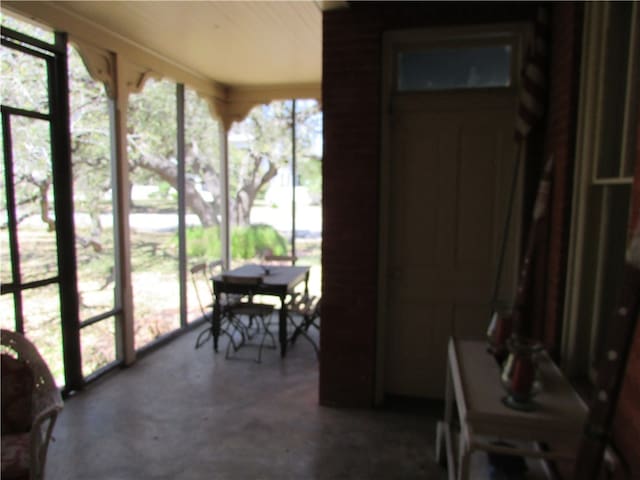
[
  {"xmin": 212, "ymin": 296, "xmax": 221, "ymax": 352},
  {"xmin": 279, "ymin": 293, "xmax": 287, "ymax": 357}
]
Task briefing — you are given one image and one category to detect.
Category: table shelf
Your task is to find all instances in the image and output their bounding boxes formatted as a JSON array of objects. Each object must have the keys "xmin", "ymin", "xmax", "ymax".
[{"xmin": 436, "ymin": 338, "xmax": 587, "ymax": 480}]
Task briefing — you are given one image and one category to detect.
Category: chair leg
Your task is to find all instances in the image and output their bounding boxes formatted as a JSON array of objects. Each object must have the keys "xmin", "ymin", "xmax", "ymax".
[
  {"xmin": 226, "ymin": 316, "xmax": 248, "ymax": 355},
  {"xmin": 225, "ymin": 332, "xmax": 236, "ymax": 359},
  {"xmin": 227, "ymin": 315, "xmax": 243, "ymax": 344},
  {"xmin": 246, "ymin": 316, "xmax": 257, "ymax": 339},
  {"xmin": 297, "ymin": 328, "xmax": 319, "ymax": 358},
  {"xmin": 225, "ymin": 319, "xmax": 248, "ymax": 359},
  {"xmin": 195, "ymin": 324, "xmax": 212, "ymax": 349},
  {"xmin": 292, "ymin": 321, "xmax": 319, "ymax": 358},
  {"xmin": 288, "ymin": 314, "xmax": 319, "ymax": 358},
  {"xmin": 256, "ymin": 314, "xmax": 276, "ymax": 363}
]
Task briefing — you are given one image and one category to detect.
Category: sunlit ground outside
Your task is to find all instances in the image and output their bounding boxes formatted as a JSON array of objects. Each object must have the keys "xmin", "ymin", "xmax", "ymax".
[{"xmin": 0, "ymin": 227, "xmax": 65, "ymax": 386}]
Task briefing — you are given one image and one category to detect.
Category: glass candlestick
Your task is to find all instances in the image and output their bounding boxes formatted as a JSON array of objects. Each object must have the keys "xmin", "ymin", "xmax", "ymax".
[{"xmin": 500, "ymin": 336, "xmax": 543, "ymax": 411}]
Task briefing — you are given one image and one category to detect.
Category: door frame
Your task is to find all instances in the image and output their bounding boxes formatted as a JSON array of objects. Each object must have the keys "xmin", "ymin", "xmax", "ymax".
[
  {"xmin": 377, "ymin": 23, "xmax": 528, "ymax": 403},
  {"xmin": 1, "ymin": 28, "xmax": 82, "ymax": 391}
]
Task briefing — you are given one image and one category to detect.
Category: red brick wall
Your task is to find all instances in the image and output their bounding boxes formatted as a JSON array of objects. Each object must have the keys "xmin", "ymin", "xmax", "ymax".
[
  {"xmin": 321, "ymin": 3, "xmax": 538, "ymax": 407},
  {"xmin": 320, "ymin": 6, "xmax": 381, "ymax": 407}
]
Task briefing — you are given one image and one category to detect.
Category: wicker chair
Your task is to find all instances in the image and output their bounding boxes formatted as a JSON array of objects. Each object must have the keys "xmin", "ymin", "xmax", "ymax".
[{"xmin": 1, "ymin": 329, "xmax": 63, "ymax": 480}]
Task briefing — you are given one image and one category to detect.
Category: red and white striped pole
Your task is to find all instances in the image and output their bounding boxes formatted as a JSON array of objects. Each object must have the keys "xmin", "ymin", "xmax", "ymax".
[{"xmin": 490, "ymin": 6, "xmax": 549, "ymax": 322}]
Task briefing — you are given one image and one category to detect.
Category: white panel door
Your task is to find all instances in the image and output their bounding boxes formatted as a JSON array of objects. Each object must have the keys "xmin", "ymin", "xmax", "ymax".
[{"xmin": 384, "ymin": 91, "xmax": 520, "ymax": 398}]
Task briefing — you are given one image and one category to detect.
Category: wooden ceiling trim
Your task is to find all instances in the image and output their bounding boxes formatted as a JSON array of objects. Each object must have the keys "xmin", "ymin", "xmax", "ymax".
[
  {"xmin": 3, "ymin": 1, "xmax": 322, "ymax": 128},
  {"xmin": 3, "ymin": 1, "xmax": 226, "ymax": 101}
]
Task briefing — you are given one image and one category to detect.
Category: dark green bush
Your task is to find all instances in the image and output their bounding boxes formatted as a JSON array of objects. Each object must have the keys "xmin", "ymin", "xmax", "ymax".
[
  {"xmin": 185, "ymin": 226, "xmax": 222, "ymax": 260},
  {"xmin": 230, "ymin": 224, "xmax": 287, "ymax": 259},
  {"xmin": 184, "ymin": 224, "xmax": 287, "ymax": 261}
]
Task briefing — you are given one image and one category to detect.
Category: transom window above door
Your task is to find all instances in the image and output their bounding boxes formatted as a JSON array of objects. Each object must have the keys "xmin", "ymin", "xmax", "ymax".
[{"xmin": 397, "ymin": 44, "xmax": 513, "ymax": 92}]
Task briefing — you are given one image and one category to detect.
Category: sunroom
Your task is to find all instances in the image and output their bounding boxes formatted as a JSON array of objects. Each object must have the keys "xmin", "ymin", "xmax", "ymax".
[
  {"xmin": 1, "ymin": 2, "xmax": 640, "ymax": 479},
  {"xmin": 1, "ymin": 1, "xmax": 324, "ymax": 392}
]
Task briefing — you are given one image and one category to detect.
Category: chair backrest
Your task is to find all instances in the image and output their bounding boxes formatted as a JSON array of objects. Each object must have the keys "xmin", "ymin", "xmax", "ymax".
[
  {"xmin": 1, "ymin": 330, "xmax": 61, "ymax": 408},
  {"xmin": 262, "ymin": 248, "xmax": 297, "ymax": 266},
  {"xmin": 207, "ymin": 259, "xmax": 225, "ymax": 276},
  {"xmin": 1, "ymin": 329, "xmax": 63, "ymax": 480},
  {"xmin": 220, "ymin": 274, "xmax": 264, "ymax": 302},
  {"xmin": 221, "ymin": 274, "xmax": 263, "ymax": 286},
  {"xmin": 190, "ymin": 262, "xmax": 208, "ymax": 278},
  {"xmin": 190, "ymin": 262, "xmax": 211, "ymax": 316},
  {"xmin": 190, "ymin": 259, "xmax": 226, "ymax": 316},
  {"xmin": 310, "ymin": 296, "xmax": 321, "ymax": 317},
  {"xmin": 290, "ymin": 293, "xmax": 321, "ymax": 319}
]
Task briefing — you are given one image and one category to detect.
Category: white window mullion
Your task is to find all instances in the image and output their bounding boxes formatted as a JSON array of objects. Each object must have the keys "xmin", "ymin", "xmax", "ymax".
[
  {"xmin": 590, "ymin": 2, "xmax": 608, "ymax": 185},
  {"xmin": 620, "ymin": 3, "xmax": 639, "ymax": 178},
  {"xmin": 588, "ymin": 186, "xmax": 609, "ymax": 378},
  {"xmin": 562, "ymin": 2, "xmax": 638, "ymax": 381}
]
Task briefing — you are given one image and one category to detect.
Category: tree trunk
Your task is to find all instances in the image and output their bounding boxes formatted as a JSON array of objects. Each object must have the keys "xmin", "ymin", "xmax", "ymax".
[
  {"xmin": 184, "ymin": 181, "xmax": 218, "ymax": 226},
  {"xmin": 232, "ymin": 189, "xmax": 252, "ymax": 226},
  {"xmin": 37, "ymin": 179, "xmax": 56, "ymax": 232},
  {"xmin": 229, "ymin": 153, "xmax": 279, "ymax": 226},
  {"xmin": 131, "ymin": 152, "xmax": 220, "ymax": 227}
]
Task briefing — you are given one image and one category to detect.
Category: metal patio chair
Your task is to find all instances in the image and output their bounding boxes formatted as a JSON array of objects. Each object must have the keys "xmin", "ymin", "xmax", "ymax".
[
  {"xmin": 220, "ymin": 274, "xmax": 276, "ymax": 363},
  {"xmin": 287, "ymin": 293, "xmax": 321, "ymax": 358},
  {"xmin": 192, "ymin": 260, "xmax": 245, "ymax": 350}
]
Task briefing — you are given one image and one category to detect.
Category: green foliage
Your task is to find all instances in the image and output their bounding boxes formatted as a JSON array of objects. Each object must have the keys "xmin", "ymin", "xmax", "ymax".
[
  {"xmin": 297, "ymin": 154, "xmax": 322, "ymax": 203},
  {"xmin": 127, "ymin": 78, "xmax": 177, "ymax": 184},
  {"xmin": 227, "ymin": 99, "xmax": 323, "ymax": 224},
  {"xmin": 185, "ymin": 226, "xmax": 222, "ymax": 260},
  {"xmin": 231, "ymin": 224, "xmax": 287, "ymax": 259},
  {"xmin": 68, "ymin": 47, "xmax": 112, "ymax": 216},
  {"xmin": 153, "ymin": 181, "xmax": 177, "ymax": 201},
  {"xmin": 184, "ymin": 224, "xmax": 287, "ymax": 261}
]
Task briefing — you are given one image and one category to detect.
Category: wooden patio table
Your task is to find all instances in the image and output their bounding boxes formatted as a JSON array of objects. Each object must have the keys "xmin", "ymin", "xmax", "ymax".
[{"xmin": 211, "ymin": 263, "xmax": 310, "ymax": 357}]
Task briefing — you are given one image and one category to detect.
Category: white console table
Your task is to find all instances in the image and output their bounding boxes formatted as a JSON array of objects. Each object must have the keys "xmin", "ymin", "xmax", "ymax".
[{"xmin": 435, "ymin": 338, "xmax": 587, "ymax": 480}]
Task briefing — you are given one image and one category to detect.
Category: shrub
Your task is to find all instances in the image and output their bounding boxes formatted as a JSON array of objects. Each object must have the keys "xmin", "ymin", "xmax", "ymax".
[
  {"xmin": 230, "ymin": 224, "xmax": 287, "ymax": 259},
  {"xmin": 185, "ymin": 226, "xmax": 222, "ymax": 260},
  {"xmin": 185, "ymin": 224, "xmax": 287, "ymax": 261}
]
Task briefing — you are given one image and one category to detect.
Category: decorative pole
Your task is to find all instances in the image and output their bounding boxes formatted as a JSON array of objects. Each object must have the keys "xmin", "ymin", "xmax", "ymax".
[
  {"xmin": 496, "ymin": 158, "xmax": 553, "ymax": 411},
  {"xmin": 488, "ymin": 6, "xmax": 549, "ymax": 349},
  {"xmin": 511, "ymin": 157, "xmax": 553, "ymax": 339}
]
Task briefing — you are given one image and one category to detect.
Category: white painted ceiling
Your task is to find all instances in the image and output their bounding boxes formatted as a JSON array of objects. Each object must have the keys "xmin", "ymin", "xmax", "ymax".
[{"xmin": 57, "ymin": 1, "xmax": 324, "ymax": 87}]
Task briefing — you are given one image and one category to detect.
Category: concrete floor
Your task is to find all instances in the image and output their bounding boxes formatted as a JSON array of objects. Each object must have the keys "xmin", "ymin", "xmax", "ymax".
[{"xmin": 46, "ymin": 326, "xmax": 448, "ymax": 480}]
